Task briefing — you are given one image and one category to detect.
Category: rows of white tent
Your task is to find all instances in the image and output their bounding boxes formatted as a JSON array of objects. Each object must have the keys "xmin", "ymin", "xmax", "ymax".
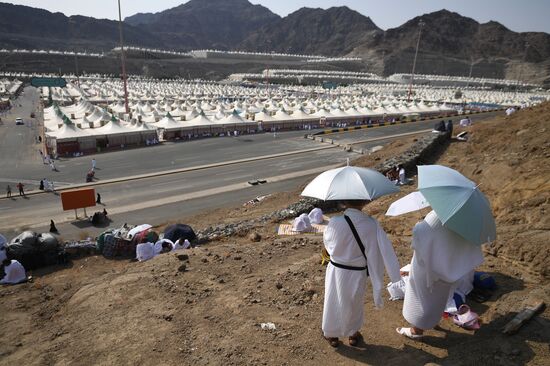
[
  {"xmin": 43, "ymin": 78, "xmax": 465, "ymax": 155},
  {"xmin": 388, "ymin": 73, "xmax": 540, "ymax": 89},
  {"xmin": 55, "ymin": 76, "xmax": 549, "ymax": 107},
  {"xmin": 30, "ymin": 74, "xmax": 548, "ymax": 156}
]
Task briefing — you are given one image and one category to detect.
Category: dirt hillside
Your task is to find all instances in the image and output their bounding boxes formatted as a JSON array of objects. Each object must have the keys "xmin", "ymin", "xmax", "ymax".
[{"xmin": 0, "ymin": 106, "xmax": 549, "ymax": 366}]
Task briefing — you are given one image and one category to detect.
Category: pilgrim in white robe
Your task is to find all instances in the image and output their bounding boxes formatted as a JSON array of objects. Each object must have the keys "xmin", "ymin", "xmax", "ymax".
[
  {"xmin": 403, "ymin": 211, "xmax": 483, "ymax": 330},
  {"xmin": 1, "ymin": 260, "xmax": 27, "ymax": 285},
  {"xmin": 322, "ymin": 208, "xmax": 401, "ymax": 338}
]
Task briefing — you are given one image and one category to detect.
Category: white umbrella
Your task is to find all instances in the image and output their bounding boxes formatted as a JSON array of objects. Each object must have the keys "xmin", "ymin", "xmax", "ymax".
[
  {"xmin": 385, "ymin": 191, "xmax": 430, "ymax": 216},
  {"xmin": 301, "ymin": 166, "xmax": 399, "ymax": 201}
]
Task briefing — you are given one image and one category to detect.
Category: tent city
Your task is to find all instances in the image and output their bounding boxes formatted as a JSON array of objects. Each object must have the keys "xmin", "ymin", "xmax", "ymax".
[{"xmin": 0, "ymin": 0, "xmax": 548, "ymax": 365}]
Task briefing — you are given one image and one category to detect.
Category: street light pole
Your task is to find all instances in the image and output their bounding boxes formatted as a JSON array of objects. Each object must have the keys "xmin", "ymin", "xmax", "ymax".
[
  {"xmin": 118, "ymin": 0, "xmax": 130, "ymax": 114},
  {"xmin": 408, "ymin": 20, "xmax": 425, "ymax": 101}
]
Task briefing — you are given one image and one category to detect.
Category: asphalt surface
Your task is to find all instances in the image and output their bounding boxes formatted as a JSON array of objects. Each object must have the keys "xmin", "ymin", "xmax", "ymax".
[{"xmin": 0, "ymin": 88, "xmax": 503, "ymax": 241}]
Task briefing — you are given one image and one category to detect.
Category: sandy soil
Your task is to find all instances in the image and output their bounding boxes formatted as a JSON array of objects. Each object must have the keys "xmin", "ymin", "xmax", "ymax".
[{"xmin": 1, "ymin": 106, "xmax": 549, "ymax": 366}]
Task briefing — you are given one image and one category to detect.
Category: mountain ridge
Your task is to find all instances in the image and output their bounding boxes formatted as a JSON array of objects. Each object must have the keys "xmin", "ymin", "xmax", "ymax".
[{"xmin": 0, "ymin": 1, "xmax": 549, "ymax": 84}]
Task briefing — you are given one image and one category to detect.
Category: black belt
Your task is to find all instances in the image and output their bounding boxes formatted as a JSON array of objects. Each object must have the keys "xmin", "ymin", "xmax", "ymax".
[{"xmin": 330, "ymin": 260, "xmax": 368, "ymax": 272}]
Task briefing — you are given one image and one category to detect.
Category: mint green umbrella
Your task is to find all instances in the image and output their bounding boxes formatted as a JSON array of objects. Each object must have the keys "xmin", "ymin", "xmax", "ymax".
[{"xmin": 418, "ymin": 165, "xmax": 496, "ymax": 245}]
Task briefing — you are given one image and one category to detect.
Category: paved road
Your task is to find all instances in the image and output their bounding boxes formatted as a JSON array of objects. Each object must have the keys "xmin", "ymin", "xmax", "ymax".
[
  {"xmin": 321, "ymin": 110, "xmax": 502, "ymax": 148},
  {"xmin": 0, "ymin": 89, "xmax": 504, "ymax": 241},
  {"xmin": 0, "ymin": 86, "xmax": 43, "ymax": 191}
]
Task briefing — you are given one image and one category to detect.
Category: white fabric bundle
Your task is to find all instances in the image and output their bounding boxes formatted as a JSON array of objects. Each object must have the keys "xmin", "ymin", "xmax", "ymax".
[
  {"xmin": 0, "ymin": 260, "xmax": 26, "ymax": 284},
  {"xmin": 127, "ymin": 224, "xmax": 152, "ymax": 240},
  {"xmin": 387, "ymin": 278, "xmax": 407, "ymax": 300},
  {"xmin": 308, "ymin": 208, "xmax": 324, "ymax": 224},
  {"xmin": 136, "ymin": 242, "xmax": 155, "ymax": 262},
  {"xmin": 292, "ymin": 213, "xmax": 312, "ymax": 232}
]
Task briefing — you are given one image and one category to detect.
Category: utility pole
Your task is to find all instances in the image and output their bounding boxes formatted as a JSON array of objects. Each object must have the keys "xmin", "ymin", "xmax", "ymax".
[
  {"xmin": 118, "ymin": 0, "xmax": 130, "ymax": 114},
  {"xmin": 466, "ymin": 55, "xmax": 474, "ymax": 88},
  {"xmin": 74, "ymin": 51, "xmax": 80, "ymax": 86},
  {"xmin": 518, "ymin": 41, "xmax": 529, "ymax": 89},
  {"xmin": 408, "ymin": 19, "xmax": 425, "ymax": 101}
]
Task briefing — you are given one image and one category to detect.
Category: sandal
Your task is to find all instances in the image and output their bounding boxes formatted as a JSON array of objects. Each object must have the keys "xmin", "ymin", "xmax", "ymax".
[
  {"xmin": 349, "ymin": 332, "xmax": 361, "ymax": 346},
  {"xmin": 324, "ymin": 336, "xmax": 339, "ymax": 348},
  {"xmin": 396, "ymin": 327, "xmax": 423, "ymax": 339}
]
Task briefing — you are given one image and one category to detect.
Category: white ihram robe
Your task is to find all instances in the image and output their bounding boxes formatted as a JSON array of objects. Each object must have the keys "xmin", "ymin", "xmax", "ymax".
[
  {"xmin": 322, "ymin": 208, "xmax": 401, "ymax": 338},
  {"xmin": 403, "ymin": 211, "xmax": 483, "ymax": 329}
]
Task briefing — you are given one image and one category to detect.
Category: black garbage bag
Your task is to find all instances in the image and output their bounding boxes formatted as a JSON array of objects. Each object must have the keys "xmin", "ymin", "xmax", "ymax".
[
  {"xmin": 7, "ymin": 231, "xmax": 61, "ymax": 269},
  {"xmin": 163, "ymin": 224, "xmax": 197, "ymax": 244},
  {"xmin": 91, "ymin": 211, "xmax": 108, "ymax": 226}
]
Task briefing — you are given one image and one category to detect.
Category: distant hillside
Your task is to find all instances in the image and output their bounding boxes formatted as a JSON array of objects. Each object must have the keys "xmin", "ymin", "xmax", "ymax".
[
  {"xmin": 124, "ymin": 0, "xmax": 280, "ymax": 50},
  {"xmin": 239, "ymin": 6, "xmax": 380, "ymax": 56},
  {"xmin": 0, "ymin": 2, "xmax": 162, "ymax": 51},
  {"xmin": 0, "ymin": 1, "xmax": 549, "ymax": 84}
]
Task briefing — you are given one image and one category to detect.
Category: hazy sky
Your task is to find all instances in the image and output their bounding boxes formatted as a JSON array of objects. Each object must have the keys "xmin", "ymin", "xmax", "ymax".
[{"xmin": 6, "ymin": 0, "xmax": 550, "ymax": 33}]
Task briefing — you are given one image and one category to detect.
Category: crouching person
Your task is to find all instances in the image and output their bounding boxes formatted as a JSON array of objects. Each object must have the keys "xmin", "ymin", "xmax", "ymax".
[{"xmin": 1, "ymin": 259, "xmax": 27, "ymax": 285}]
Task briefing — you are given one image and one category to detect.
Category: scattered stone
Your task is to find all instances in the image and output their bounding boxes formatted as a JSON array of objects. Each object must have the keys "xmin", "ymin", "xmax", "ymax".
[
  {"xmin": 249, "ymin": 232, "xmax": 262, "ymax": 242},
  {"xmin": 176, "ymin": 254, "xmax": 189, "ymax": 261},
  {"xmin": 276, "ymin": 283, "xmax": 283, "ymax": 290},
  {"xmin": 163, "ymin": 314, "xmax": 173, "ymax": 321},
  {"xmin": 234, "ymin": 256, "xmax": 242, "ymax": 260},
  {"xmin": 178, "ymin": 264, "xmax": 187, "ymax": 272}
]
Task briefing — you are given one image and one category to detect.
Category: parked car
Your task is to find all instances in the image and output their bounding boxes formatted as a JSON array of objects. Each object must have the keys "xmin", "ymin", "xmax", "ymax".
[{"xmin": 15, "ymin": 117, "xmax": 24, "ymax": 125}]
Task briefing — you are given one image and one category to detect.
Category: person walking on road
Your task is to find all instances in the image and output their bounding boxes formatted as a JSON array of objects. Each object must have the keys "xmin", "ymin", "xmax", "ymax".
[
  {"xmin": 16, "ymin": 182, "xmax": 25, "ymax": 196},
  {"xmin": 50, "ymin": 161, "xmax": 57, "ymax": 172},
  {"xmin": 92, "ymin": 158, "xmax": 96, "ymax": 171},
  {"xmin": 96, "ymin": 193, "xmax": 102, "ymax": 204},
  {"xmin": 6, "ymin": 185, "xmax": 11, "ymax": 198},
  {"xmin": 49, "ymin": 220, "xmax": 58, "ymax": 233}
]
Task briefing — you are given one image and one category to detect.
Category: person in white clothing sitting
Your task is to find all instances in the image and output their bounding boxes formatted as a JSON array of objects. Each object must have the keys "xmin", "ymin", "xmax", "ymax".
[
  {"xmin": 322, "ymin": 200, "xmax": 401, "ymax": 348},
  {"xmin": 1, "ymin": 259, "xmax": 27, "ymax": 285}
]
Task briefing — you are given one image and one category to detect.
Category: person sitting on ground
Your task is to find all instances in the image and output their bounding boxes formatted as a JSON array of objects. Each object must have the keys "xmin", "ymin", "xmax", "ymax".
[
  {"xmin": 173, "ymin": 239, "xmax": 191, "ymax": 250},
  {"xmin": 386, "ymin": 166, "xmax": 399, "ymax": 184},
  {"xmin": 398, "ymin": 165, "xmax": 408, "ymax": 185},
  {"xmin": 396, "ymin": 210, "xmax": 483, "ymax": 339},
  {"xmin": 322, "ymin": 200, "xmax": 401, "ymax": 348},
  {"xmin": 0, "ymin": 259, "xmax": 27, "ymax": 285}
]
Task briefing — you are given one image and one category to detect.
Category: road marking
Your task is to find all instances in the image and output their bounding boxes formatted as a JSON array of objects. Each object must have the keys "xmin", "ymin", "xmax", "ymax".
[{"xmin": 0, "ymin": 163, "xmax": 341, "ymax": 231}]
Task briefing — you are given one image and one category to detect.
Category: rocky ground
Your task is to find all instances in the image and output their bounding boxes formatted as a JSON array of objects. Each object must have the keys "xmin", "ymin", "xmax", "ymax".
[{"xmin": 0, "ymin": 105, "xmax": 549, "ymax": 366}]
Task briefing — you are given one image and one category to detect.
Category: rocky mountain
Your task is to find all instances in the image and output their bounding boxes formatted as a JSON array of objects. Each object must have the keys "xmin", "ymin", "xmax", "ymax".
[
  {"xmin": 124, "ymin": 0, "xmax": 280, "ymax": 50},
  {"xmin": 0, "ymin": 2, "xmax": 162, "ymax": 51},
  {"xmin": 238, "ymin": 6, "xmax": 380, "ymax": 55},
  {"xmin": 0, "ymin": 2, "xmax": 549, "ymax": 84},
  {"xmin": 359, "ymin": 10, "xmax": 550, "ymax": 63}
]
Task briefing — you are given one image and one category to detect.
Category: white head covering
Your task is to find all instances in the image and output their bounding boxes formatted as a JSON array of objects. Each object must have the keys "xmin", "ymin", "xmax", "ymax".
[
  {"xmin": 173, "ymin": 239, "xmax": 191, "ymax": 250},
  {"xmin": 308, "ymin": 208, "xmax": 324, "ymax": 224},
  {"xmin": 292, "ymin": 214, "xmax": 312, "ymax": 232},
  {"xmin": 154, "ymin": 239, "xmax": 174, "ymax": 254}
]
